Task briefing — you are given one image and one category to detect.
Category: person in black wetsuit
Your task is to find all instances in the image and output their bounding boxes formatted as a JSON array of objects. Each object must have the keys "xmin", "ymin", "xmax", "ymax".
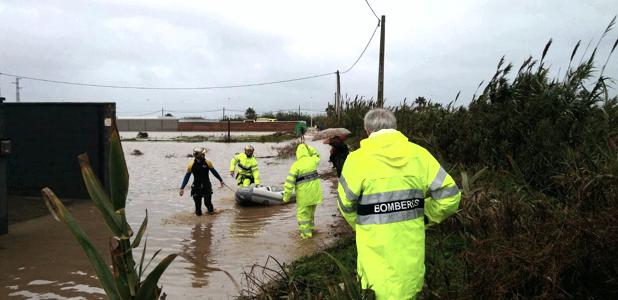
[
  {"xmin": 328, "ymin": 136, "xmax": 349, "ymax": 177},
  {"xmin": 179, "ymin": 146, "xmax": 224, "ymax": 216}
]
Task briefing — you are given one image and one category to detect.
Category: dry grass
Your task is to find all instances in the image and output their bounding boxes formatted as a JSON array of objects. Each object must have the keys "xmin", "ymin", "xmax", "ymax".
[{"xmin": 271, "ymin": 139, "xmax": 303, "ymax": 159}]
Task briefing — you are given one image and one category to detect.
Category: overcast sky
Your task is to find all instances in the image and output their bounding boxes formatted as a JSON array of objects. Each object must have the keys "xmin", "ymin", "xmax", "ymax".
[{"xmin": 1, "ymin": 0, "xmax": 617, "ymax": 118}]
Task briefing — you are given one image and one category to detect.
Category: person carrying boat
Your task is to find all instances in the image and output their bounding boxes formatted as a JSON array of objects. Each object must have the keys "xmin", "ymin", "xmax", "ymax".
[
  {"xmin": 282, "ymin": 143, "xmax": 323, "ymax": 239},
  {"xmin": 229, "ymin": 145, "xmax": 261, "ymax": 187},
  {"xmin": 179, "ymin": 146, "xmax": 224, "ymax": 216}
]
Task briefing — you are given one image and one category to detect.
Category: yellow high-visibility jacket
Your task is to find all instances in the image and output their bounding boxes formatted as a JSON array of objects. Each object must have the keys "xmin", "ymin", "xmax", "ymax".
[
  {"xmin": 337, "ymin": 129, "xmax": 461, "ymax": 299},
  {"xmin": 283, "ymin": 144, "xmax": 323, "ymax": 206},
  {"xmin": 229, "ymin": 153, "xmax": 260, "ymax": 185}
]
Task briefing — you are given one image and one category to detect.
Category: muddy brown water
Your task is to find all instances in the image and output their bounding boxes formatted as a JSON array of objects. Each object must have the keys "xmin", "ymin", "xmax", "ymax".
[{"xmin": 1, "ymin": 139, "xmax": 349, "ymax": 299}]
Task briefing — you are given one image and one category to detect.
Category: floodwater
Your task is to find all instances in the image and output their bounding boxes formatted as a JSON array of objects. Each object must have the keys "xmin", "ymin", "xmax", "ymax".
[
  {"xmin": 120, "ymin": 131, "xmax": 278, "ymax": 140},
  {"xmin": 0, "ymin": 137, "xmax": 349, "ymax": 299}
]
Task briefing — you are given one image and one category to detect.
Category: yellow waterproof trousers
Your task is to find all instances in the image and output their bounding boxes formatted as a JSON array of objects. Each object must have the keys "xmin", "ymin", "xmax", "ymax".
[
  {"xmin": 236, "ymin": 174, "xmax": 254, "ymax": 187},
  {"xmin": 297, "ymin": 205, "xmax": 317, "ymax": 239}
]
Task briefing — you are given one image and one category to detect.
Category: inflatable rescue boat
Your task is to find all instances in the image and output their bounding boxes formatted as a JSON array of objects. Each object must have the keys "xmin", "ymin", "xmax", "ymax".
[{"xmin": 234, "ymin": 185, "xmax": 295, "ymax": 206}]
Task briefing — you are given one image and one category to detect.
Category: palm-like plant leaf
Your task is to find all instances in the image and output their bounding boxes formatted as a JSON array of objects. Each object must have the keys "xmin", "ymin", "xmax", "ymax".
[
  {"xmin": 110, "ymin": 120, "xmax": 129, "ymax": 211},
  {"xmin": 41, "ymin": 188, "xmax": 122, "ymax": 300},
  {"xmin": 131, "ymin": 210, "xmax": 148, "ymax": 249},
  {"xmin": 41, "ymin": 116, "xmax": 176, "ymax": 300},
  {"xmin": 138, "ymin": 235, "xmax": 149, "ymax": 281},
  {"xmin": 78, "ymin": 153, "xmax": 124, "ymax": 236},
  {"xmin": 135, "ymin": 254, "xmax": 177, "ymax": 300}
]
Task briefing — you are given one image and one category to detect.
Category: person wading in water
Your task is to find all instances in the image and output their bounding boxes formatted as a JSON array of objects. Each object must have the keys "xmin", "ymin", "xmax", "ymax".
[
  {"xmin": 229, "ymin": 145, "xmax": 260, "ymax": 187},
  {"xmin": 179, "ymin": 146, "xmax": 224, "ymax": 216}
]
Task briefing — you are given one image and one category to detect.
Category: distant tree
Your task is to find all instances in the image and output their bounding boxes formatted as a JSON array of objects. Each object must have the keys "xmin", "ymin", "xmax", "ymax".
[
  {"xmin": 259, "ymin": 112, "xmax": 277, "ymax": 119},
  {"xmin": 275, "ymin": 111, "xmax": 311, "ymax": 123},
  {"xmin": 245, "ymin": 107, "xmax": 257, "ymax": 120},
  {"xmin": 164, "ymin": 113, "xmax": 174, "ymax": 117},
  {"xmin": 257, "ymin": 111, "xmax": 313, "ymax": 123}
]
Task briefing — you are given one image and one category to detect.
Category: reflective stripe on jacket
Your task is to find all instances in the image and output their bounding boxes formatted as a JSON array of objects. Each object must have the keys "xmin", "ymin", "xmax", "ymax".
[
  {"xmin": 337, "ymin": 130, "xmax": 461, "ymax": 299},
  {"xmin": 283, "ymin": 144, "xmax": 323, "ymax": 207},
  {"xmin": 229, "ymin": 153, "xmax": 260, "ymax": 185}
]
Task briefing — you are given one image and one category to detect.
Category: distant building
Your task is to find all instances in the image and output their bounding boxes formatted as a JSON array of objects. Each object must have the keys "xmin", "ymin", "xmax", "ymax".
[{"xmin": 256, "ymin": 118, "xmax": 277, "ymax": 122}]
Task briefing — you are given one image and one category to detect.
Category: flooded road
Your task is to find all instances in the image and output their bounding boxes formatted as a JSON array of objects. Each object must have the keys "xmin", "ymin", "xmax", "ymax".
[{"xmin": 1, "ymin": 138, "xmax": 348, "ymax": 299}]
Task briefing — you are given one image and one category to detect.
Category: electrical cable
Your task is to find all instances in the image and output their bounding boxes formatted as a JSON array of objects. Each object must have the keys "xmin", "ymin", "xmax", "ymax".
[
  {"xmin": 131, "ymin": 110, "xmax": 163, "ymax": 116},
  {"xmin": 364, "ymin": 0, "xmax": 380, "ymax": 22},
  {"xmin": 0, "ymin": 1, "xmax": 381, "ymax": 91},
  {"xmin": 0, "ymin": 71, "xmax": 334, "ymax": 90},
  {"xmin": 341, "ymin": 21, "xmax": 380, "ymax": 74},
  {"xmin": 166, "ymin": 108, "xmax": 223, "ymax": 114}
]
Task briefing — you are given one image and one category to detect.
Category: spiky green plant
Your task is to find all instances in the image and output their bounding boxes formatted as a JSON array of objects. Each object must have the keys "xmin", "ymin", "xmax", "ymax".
[
  {"xmin": 239, "ymin": 245, "xmax": 375, "ymax": 300},
  {"xmin": 41, "ymin": 120, "xmax": 176, "ymax": 300}
]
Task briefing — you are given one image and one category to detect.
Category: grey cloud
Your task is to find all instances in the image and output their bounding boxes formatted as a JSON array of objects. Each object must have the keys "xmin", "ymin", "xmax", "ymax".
[{"xmin": 0, "ymin": 0, "xmax": 616, "ymax": 115}]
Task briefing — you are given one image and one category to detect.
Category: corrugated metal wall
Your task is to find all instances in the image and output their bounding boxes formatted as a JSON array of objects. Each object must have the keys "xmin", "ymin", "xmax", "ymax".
[
  {"xmin": 0, "ymin": 103, "xmax": 7, "ymax": 234},
  {"xmin": 4, "ymin": 103, "xmax": 115, "ymax": 198}
]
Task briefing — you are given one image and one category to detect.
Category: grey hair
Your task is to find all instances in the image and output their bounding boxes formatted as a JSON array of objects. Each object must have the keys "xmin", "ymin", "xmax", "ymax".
[{"xmin": 364, "ymin": 108, "xmax": 397, "ymax": 133}]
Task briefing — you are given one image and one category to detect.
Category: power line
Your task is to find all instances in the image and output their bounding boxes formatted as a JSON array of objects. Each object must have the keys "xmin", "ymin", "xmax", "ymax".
[
  {"xmin": 364, "ymin": 0, "xmax": 380, "ymax": 22},
  {"xmin": 0, "ymin": 2, "xmax": 381, "ymax": 91},
  {"xmin": 341, "ymin": 21, "xmax": 380, "ymax": 74},
  {"xmin": 0, "ymin": 71, "xmax": 335, "ymax": 90},
  {"xmin": 118, "ymin": 108, "xmax": 227, "ymax": 115},
  {"xmin": 166, "ymin": 108, "xmax": 223, "ymax": 113},
  {"xmin": 339, "ymin": 0, "xmax": 381, "ymax": 74},
  {"xmin": 130, "ymin": 110, "xmax": 162, "ymax": 116},
  {"xmin": 117, "ymin": 107, "xmax": 327, "ymax": 118}
]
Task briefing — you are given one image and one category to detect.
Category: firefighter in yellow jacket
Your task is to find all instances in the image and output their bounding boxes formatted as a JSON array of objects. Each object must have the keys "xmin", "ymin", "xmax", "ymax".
[
  {"xmin": 283, "ymin": 143, "xmax": 323, "ymax": 239},
  {"xmin": 229, "ymin": 145, "xmax": 260, "ymax": 187},
  {"xmin": 337, "ymin": 109, "xmax": 461, "ymax": 299}
]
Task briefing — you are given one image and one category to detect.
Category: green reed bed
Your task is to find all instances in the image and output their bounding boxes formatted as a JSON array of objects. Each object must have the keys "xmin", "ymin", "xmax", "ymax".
[{"xmin": 243, "ymin": 20, "xmax": 618, "ymax": 299}]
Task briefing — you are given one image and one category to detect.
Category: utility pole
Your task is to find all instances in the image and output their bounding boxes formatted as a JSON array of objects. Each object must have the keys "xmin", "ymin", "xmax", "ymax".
[
  {"xmin": 222, "ymin": 107, "xmax": 225, "ymax": 120},
  {"xmin": 377, "ymin": 15, "xmax": 386, "ymax": 107},
  {"xmin": 227, "ymin": 117, "xmax": 231, "ymax": 142},
  {"xmin": 310, "ymin": 98, "xmax": 313, "ymax": 128},
  {"xmin": 226, "ymin": 97, "xmax": 230, "ymax": 142},
  {"xmin": 161, "ymin": 107, "xmax": 164, "ymax": 117},
  {"xmin": 12, "ymin": 77, "xmax": 21, "ymax": 102},
  {"xmin": 336, "ymin": 70, "xmax": 341, "ymax": 124},
  {"xmin": 333, "ymin": 92, "xmax": 337, "ymax": 115},
  {"xmin": 298, "ymin": 105, "xmax": 301, "ymax": 116}
]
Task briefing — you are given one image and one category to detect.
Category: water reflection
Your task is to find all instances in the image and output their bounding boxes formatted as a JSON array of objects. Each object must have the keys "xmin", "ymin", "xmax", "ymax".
[
  {"xmin": 181, "ymin": 223, "xmax": 214, "ymax": 288},
  {"xmin": 229, "ymin": 204, "xmax": 293, "ymax": 238}
]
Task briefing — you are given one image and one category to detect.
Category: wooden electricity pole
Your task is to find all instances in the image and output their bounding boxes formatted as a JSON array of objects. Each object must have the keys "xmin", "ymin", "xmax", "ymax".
[
  {"xmin": 12, "ymin": 77, "xmax": 21, "ymax": 103},
  {"xmin": 377, "ymin": 15, "xmax": 386, "ymax": 107},
  {"xmin": 336, "ymin": 70, "xmax": 341, "ymax": 124},
  {"xmin": 227, "ymin": 117, "xmax": 231, "ymax": 142}
]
